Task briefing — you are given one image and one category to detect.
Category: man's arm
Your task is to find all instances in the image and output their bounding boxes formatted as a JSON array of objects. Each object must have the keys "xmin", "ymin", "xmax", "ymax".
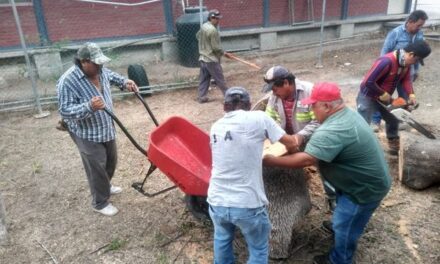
[
  {"xmin": 57, "ymin": 80, "xmax": 94, "ymax": 120},
  {"xmin": 263, "ymin": 152, "xmax": 317, "ymax": 168},
  {"xmin": 362, "ymin": 57, "xmax": 392, "ymax": 99},
  {"xmin": 297, "ymin": 120, "xmax": 320, "ymax": 143}
]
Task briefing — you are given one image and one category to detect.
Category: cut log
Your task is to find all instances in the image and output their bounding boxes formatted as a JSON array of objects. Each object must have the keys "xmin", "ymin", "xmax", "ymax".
[
  {"xmin": 399, "ymin": 131, "xmax": 440, "ymax": 190},
  {"xmin": 263, "ymin": 166, "xmax": 311, "ymax": 259}
]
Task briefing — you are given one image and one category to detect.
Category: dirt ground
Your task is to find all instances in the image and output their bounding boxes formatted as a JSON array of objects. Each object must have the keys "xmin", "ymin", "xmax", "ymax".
[{"xmin": 1, "ymin": 35, "xmax": 440, "ymax": 264}]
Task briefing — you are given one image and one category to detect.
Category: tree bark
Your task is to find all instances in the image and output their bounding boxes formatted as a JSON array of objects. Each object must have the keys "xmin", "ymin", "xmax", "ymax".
[
  {"xmin": 399, "ymin": 132, "xmax": 440, "ymax": 190},
  {"xmin": 263, "ymin": 166, "xmax": 311, "ymax": 259}
]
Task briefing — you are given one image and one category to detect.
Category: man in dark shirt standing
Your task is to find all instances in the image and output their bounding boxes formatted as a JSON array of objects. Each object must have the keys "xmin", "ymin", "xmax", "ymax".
[{"xmin": 356, "ymin": 40, "xmax": 431, "ymax": 155}]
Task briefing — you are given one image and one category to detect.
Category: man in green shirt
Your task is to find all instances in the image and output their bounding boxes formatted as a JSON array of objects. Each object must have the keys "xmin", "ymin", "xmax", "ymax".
[
  {"xmin": 264, "ymin": 82, "xmax": 391, "ymax": 264},
  {"xmin": 196, "ymin": 9, "xmax": 232, "ymax": 103}
]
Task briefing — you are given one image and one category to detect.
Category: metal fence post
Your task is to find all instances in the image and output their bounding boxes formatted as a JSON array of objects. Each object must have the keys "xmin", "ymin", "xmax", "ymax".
[
  {"xmin": 316, "ymin": 0, "xmax": 327, "ymax": 68},
  {"xmin": 9, "ymin": 0, "xmax": 50, "ymax": 118}
]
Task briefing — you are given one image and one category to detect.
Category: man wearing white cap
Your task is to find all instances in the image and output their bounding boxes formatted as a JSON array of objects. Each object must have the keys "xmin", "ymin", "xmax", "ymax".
[{"xmin": 57, "ymin": 42, "xmax": 138, "ymax": 216}]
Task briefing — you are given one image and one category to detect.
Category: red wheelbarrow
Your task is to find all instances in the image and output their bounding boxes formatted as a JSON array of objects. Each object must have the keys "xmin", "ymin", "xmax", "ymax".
[{"xmin": 104, "ymin": 92, "xmax": 211, "ymax": 219}]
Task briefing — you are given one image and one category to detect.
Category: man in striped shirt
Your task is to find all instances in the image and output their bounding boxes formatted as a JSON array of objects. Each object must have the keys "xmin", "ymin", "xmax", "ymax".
[
  {"xmin": 57, "ymin": 42, "xmax": 138, "ymax": 216},
  {"xmin": 262, "ymin": 66, "xmax": 337, "ymax": 210},
  {"xmin": 356, "ymin": 40, "xmax": 431, "ymax": 155}
]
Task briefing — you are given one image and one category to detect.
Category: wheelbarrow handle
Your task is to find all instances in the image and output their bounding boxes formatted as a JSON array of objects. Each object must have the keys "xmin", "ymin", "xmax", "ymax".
[
  {"xmin": 133, "ymin": 91, "xmax": 159, "ymax": 127},
  {"xmin": 103, "ymin": 108, "xmax": 148, "ymax": 157}
]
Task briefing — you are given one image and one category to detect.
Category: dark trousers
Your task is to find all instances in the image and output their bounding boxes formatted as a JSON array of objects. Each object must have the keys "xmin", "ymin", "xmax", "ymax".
[
  {"xmin": 356, "ymin": 93, "xmax": 399, "ymax": 139},
  {"xmin": 198, "ymin": 61, "xmax": 228, "ymax": 99},
  {"xmin": 70, "ymin": 133, "xmax": 117, "ymax": 209}
]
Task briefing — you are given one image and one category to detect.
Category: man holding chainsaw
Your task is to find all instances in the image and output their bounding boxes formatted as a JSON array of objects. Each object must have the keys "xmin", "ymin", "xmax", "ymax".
[
  {"xmin": 196, "ymin": 9, "xmax": 232, "ymax": 103},
  {"xmin": 208, "ymin": 87, "xmax": 298, "ymax": 264},
  {"xmin": 357, "ymin": 40, "xmax": 431, "ymax": 155},
  {"xmin": 371, "ymin": 10, "xmax": 428, "ymax": 132},
  {"xmin": 57, "ymin": 42, "xmax": 138, "ymax": 216}
]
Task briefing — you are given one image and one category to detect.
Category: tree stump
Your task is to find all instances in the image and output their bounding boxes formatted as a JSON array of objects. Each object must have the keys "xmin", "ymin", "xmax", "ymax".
[
  {"xmin": 263, "ymin": 166, "xmax": 311, "ymax": 259},
  {"xmin": 399, "ymin": 132, "xmax": 440, "ymax": 189}
]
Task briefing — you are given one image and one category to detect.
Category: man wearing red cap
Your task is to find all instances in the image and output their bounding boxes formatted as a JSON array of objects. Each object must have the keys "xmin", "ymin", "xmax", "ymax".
[{"xmin": 264, "ymin": 82, "xmax": 391, "ymax": 264}]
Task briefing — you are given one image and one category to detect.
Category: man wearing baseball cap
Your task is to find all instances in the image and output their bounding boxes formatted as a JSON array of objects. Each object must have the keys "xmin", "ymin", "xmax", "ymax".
[
  {"xmin": 264, "ymin": 82, "xmax": 391, "ymax": 264},
  {"xmin": 57, "ymin": 42, "xmax": 138, "ymax": 216},
  {"xmin": 262, "ymin": 66, "xmax": 338, "ymax": 210},
  {"xmin": 196, "ymin": 9, "xmax": 232, "ymax": 103},
  {"xmin": 357, "ymin": 40, "xmax": 431, "ymax": 155},
  {"xmin": 208, "ymin": 87, "xmax": 298, "ymax": 264}
]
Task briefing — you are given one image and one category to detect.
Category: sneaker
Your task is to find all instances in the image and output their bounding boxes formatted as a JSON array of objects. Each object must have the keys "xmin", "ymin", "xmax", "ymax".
[
  {"xmin": 322, "ymin": 220, "xmax": 334, "ymax": 234},
  {"xmin": 313, "ymin": 254, "xmax": 332, "ymax": 264},
  {"xmin": 388, "ymin": 138, "xmax": 400, "ymax": 156},
  {"xmin": 93, "ymin": 203, "xmax": 119, "ymax": 216},
  {"xmin": 197, "ymin": 97, "xmax": 210, "ymax": 104},
  {"xmin": 110, "ymin": 185, "xmax": 122, "ymax": 195}
]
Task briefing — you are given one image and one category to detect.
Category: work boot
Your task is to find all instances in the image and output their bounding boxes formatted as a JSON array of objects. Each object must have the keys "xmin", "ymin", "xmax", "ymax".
[
  {"xmin": 197, "ymin": 97, "xmax": 210, "ymax": 104},
  {"xmin": 388, "ymin": 138, "xmax": 400, "ymax": 156},
  {"xmin": 313, "ymin": 254, "xmax": 332, "ymax": 264}
]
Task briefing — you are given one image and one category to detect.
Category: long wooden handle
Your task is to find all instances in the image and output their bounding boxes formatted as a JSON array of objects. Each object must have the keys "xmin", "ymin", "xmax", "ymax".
[{"xmin": 227, "ymin": 53, "xmax": 261, "ymax": 70}]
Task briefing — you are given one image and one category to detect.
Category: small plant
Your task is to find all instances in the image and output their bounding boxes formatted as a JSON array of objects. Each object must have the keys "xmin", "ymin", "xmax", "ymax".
[
  {"xmin": 157, "ymin": 252, "xmax": 169, "ymax": 264},
  {"xmin": 104, "ymin": 238, "xmax": 127, "ymax": 252},
  {"xmin": 32, "ymin": 161, "xmax": 42, "ymax": 174}
]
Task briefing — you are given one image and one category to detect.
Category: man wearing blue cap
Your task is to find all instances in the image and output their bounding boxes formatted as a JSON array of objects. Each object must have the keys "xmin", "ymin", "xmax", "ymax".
[
  {"xmin": 57, "ymin": 42, "xmax": 138, "ymax": 216},
  {"xmin": 208, "ymin": 87, "xmax": 298, "ymax": 264}
]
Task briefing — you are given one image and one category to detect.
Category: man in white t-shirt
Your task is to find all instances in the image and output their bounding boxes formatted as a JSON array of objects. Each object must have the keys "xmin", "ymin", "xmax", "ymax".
[{"xmin": 208, "ymin": 86, "xmax": 297, "ymax": 264}]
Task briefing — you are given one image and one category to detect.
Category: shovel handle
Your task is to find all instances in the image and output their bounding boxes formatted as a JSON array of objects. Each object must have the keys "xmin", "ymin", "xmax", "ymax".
[{"xmin": 227, "ymin": 53, "xmax": 262, "ymax": 70}]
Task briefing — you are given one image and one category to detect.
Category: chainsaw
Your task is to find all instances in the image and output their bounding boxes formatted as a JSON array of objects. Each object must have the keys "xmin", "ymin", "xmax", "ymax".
[{"xmin": 376, "ymin": 97, "xmax": 436, "ymax": 139}]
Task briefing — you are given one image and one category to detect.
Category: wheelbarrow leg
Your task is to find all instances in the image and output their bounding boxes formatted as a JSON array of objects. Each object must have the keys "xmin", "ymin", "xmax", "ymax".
[{"xmin": 132, "ymin": 164, "xmax": 177, "ymax": 197}]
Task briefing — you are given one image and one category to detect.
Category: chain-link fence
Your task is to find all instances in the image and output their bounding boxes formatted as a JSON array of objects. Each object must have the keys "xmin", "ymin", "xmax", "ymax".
[{"xmin": 0, "ymin": 0, "xmax": 411, "ymax": 113}]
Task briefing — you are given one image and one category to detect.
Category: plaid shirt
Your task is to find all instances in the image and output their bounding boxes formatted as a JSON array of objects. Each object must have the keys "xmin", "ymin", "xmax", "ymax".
[{"xmin": 57, "ymin": 65, "xmax": 126, "ymax": 142}]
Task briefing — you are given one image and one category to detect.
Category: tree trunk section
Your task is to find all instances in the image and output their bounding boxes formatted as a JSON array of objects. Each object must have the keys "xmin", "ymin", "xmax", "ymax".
[
  {"xmin": 399, "ymin": 132, "xmax": 440, "ymax": 190},
  {"xmin": 263, "ymin": 166, "xmax": 311, "ymax": 259}
]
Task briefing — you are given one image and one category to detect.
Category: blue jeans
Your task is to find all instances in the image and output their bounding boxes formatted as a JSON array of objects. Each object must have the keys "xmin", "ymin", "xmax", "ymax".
[
  {"xmin": 209, "ymin": 205, "xmax": 271, "ymax": 264},
  {"xmin": 356, "ymin": 93, "xmax": 399, "ymax": 139},
  {"xmin": 329, "ymin": 194, "xmax": 381, "ymax": 264}
]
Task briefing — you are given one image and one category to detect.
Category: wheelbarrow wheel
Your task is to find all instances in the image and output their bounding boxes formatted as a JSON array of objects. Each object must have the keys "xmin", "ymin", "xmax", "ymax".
[
  {"xmin": 128, "ymin": 64, "xmax": 150, "ymax": 95},
  {"xmin": 184, "ymin": 195, "xmax": 210, "ymax": 222}
]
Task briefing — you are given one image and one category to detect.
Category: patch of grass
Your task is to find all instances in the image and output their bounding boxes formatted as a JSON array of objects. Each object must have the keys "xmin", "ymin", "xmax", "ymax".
[
  {"xmin": 156, "ymin": 252, "xmax": 169, "ymax": 264},
  {"xmin": 104, "ymin": 238, "xmax": 127, "ymax": 253},
  {"xmin": 178, "ymin": 221, "xmax": 196, "ymax": 234},
  {"xmin": 32, "ymin": 161, "xmax": 42, "ymax": 174}
]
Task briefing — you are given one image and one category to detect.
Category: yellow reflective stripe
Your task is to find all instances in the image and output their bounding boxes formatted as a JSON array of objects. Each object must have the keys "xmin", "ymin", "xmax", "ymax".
[
  {"xmin": 266, "ymin": 107, "xmax": 282, "ymax": 123},
  {"xmin": 296, "ymin": 111, "xmax": 315, "ymax": 121}
]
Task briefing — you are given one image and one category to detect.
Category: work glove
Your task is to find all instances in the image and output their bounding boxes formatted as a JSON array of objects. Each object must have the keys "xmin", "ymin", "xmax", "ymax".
[
  {"xmin": 408, "ymin": 94, "xmax": 417, "ymax": 106},
  {"xmin": 379, "ymin": 92, "xmax": 391, "ymax": 103}
]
